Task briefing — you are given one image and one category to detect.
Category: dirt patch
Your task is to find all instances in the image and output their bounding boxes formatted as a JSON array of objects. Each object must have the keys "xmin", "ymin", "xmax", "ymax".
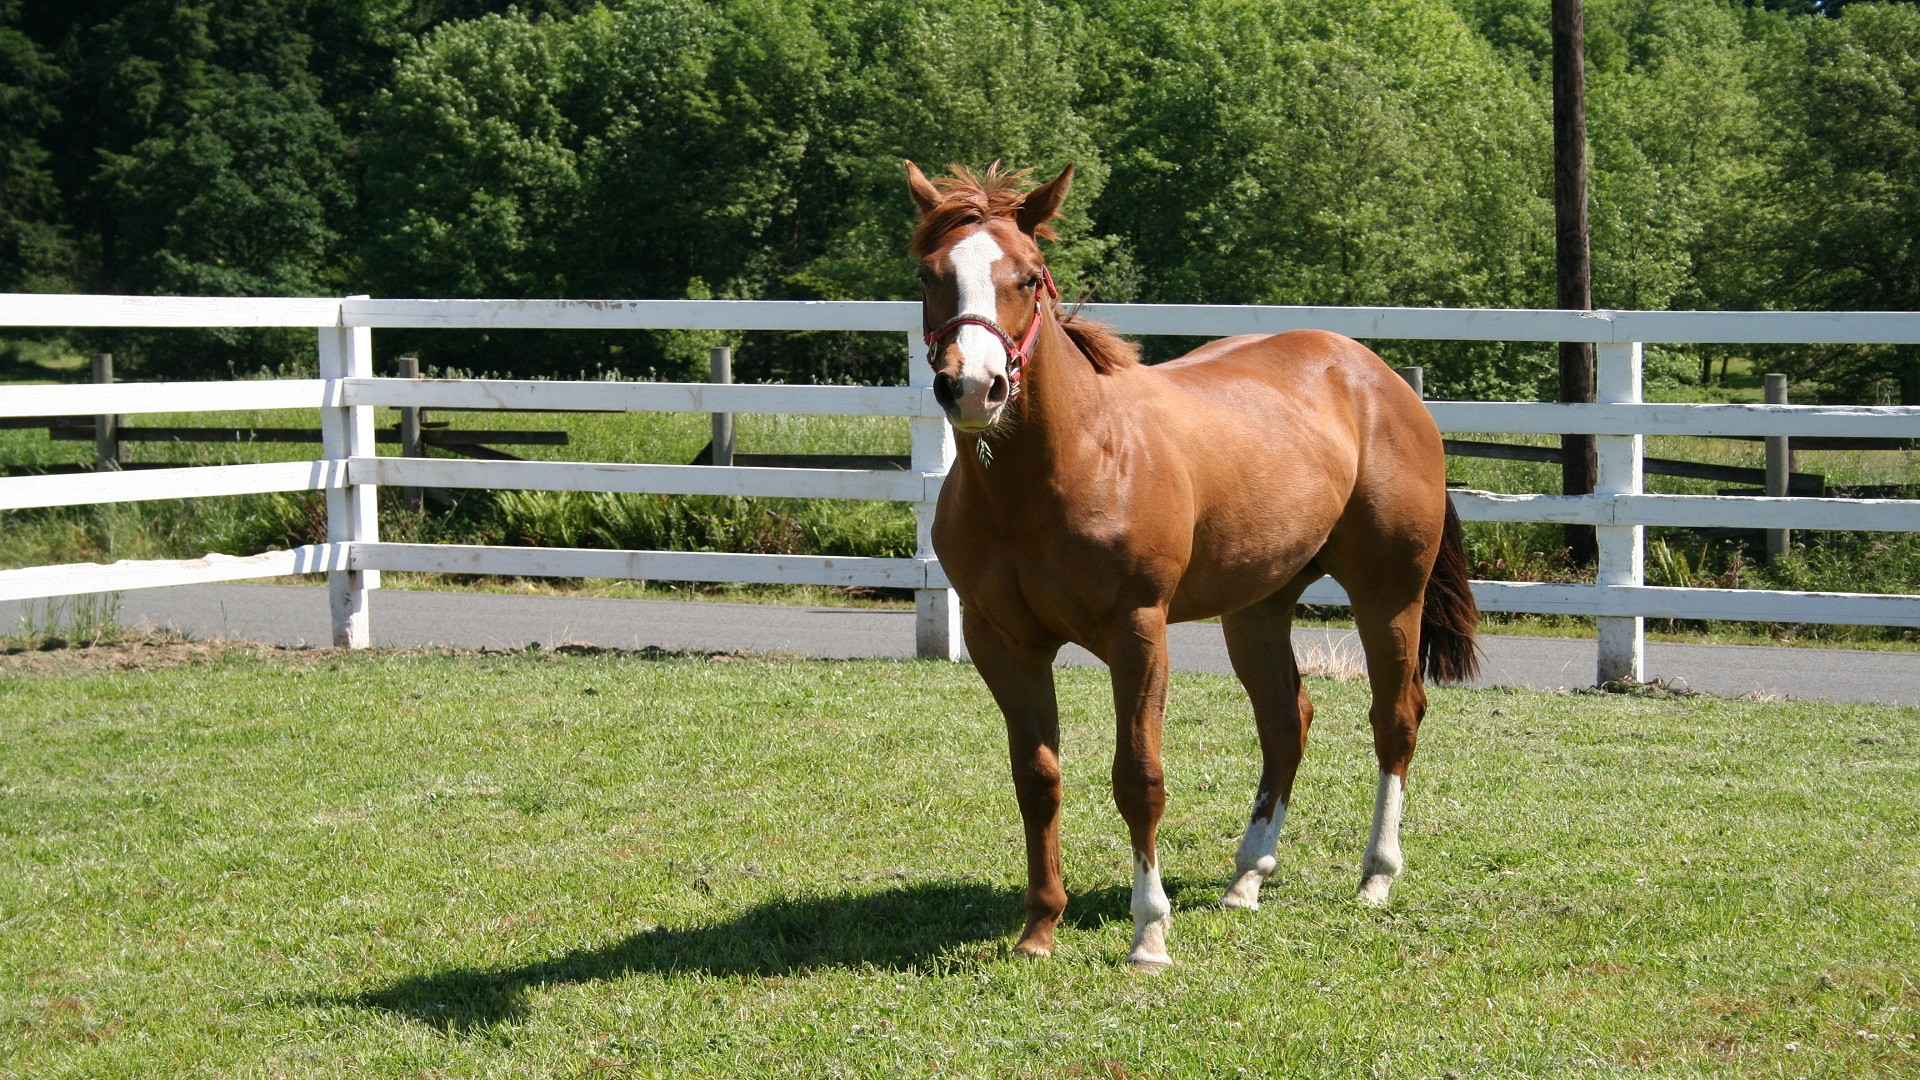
[
  {"xmin": 0, "ymin": 635, "xmax": 339, "ymax": 675},
  {"xmin": 0, "ymin": 636, "xmax": 776, "ymax": 675}
]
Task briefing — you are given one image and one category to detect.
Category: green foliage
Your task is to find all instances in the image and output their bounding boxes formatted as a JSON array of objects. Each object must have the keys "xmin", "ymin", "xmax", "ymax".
[
  {"xmin": 355, "ymin": 0, "xmax": 1119, "ymax": 383},
  {"xmin": 8, "ymin": 0, "xmax": 1920, "ymax": 398},
  {"xmin": 1752, "ymin": 3, "xmax": 1920, "ymax": 402},
  {"xmin": 487, "ymin": 489, "xmax": 911, "ymax": 559},
  {"xmin": 0, "ymin": 1, "xmax": 73, "ymax": 293},
  {"xmin": 1087, "ymin": 0, "xmax": 1557, "ymax": 396},
  {"xmin": 96, "ymin": 75, "xmax": 351, "ymax": 375}
]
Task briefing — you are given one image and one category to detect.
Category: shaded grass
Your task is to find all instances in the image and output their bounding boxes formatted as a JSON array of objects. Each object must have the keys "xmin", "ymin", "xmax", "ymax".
[{"xmin": 1, "ymin": 647, "xmax": 1917, "ymax": 1076}]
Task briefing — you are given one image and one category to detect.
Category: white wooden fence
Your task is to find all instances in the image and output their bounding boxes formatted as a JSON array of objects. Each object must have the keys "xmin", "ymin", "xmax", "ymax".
[{"xmin": 4, "ymin": 293, "xmax": 1919, "ymax": 685}]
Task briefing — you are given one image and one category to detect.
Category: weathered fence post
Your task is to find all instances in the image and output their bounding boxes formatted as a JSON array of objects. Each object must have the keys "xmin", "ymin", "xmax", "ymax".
[
  {"xmin": 398, "ymin": 354, "xmax": 424, "ymax": 512},
  {"xmin": 1395, "ymin": 365, "xmax": 1425, "ymax": 399},
  {"xmin": 710, "ymin": 346, "xmax": 735, "ymax": 467},
  {"xmin": 1594, "ymin": 340, "xmax": 1645, "ymax": 685},
  {"xmin": 91, "ymin": 353, "xmax": 123, "ymax": 469},
  {"xmin": 1765, "ymin": 373, "xmax": 1790, "ymax": 561},
  {"xmin": 319, "ymin": 301, "xmax": 379, "ymax": 648},
  {"xmin": 908, "ymin": 333, "xmax": 960, "ymax": 659}
]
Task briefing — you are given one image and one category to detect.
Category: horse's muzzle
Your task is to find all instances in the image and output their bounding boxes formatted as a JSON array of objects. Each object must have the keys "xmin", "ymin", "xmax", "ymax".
[{"xmin": 933, "ymin": 367, "xmax": 1010, "ymax": 431}]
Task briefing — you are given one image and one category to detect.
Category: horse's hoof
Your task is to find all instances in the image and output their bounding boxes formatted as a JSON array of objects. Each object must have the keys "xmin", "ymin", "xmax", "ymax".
[
  {"xmin": 1356, "ymin": 873, "xmax": 1394, "ymax": 906},
  {"xmin": 1013, "ymin": 940, "xmax": 1053, "ymax": 959},
  {"xmin": 1128, "ymin": 952, "xmax": 1173, "ymax": 971},
  {"xmin": 1221, "ymin": 873, "xmax": 1263, "ymax": 911}
]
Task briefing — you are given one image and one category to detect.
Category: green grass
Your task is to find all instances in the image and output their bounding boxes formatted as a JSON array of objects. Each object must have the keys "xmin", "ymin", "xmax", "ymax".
[{"xmin": 2, "ymin": 646, "xmax": 1917, "ymax": 1077}]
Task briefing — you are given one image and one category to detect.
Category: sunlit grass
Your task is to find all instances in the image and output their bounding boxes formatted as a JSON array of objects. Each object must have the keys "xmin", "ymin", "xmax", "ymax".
[{"xmin": 1, "ymin": 647, "xmax": 1915, "ymax": 1077}]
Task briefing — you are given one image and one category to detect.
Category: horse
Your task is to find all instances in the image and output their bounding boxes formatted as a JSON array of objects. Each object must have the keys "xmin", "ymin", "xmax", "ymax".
[{"xmin": 907, "ymin": 160, "xmax": 1480, "ymax": 968}]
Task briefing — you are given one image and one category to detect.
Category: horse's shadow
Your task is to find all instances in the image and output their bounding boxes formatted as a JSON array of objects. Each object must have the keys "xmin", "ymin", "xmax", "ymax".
[{"xmin": 338, "ymin": 877, "xmax": 1191, "ymax": 1033}]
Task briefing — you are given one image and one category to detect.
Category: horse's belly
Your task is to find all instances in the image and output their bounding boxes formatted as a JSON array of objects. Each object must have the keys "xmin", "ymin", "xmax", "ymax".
[{"xmin": 1165, "ymin": 510, "xmax": 1332, "ymax": 622}]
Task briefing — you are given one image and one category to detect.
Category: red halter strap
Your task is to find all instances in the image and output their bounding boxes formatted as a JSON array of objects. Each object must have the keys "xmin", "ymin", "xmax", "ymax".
[{"xmin": 923, "ymin": 266, "xmax": 1058, "ymax": 400}]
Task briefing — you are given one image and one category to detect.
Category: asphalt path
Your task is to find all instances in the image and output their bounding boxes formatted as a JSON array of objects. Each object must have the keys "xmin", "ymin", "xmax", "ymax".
[{"xmin": 6, "ymin": 583, "xmax": 1916, "ymax": 706}]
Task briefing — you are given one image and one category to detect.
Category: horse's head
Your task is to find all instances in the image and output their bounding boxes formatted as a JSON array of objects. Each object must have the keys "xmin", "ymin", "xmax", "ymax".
[{"xmin": 906, "ymin": 160, "xmax": 1073, "ymax": 432}]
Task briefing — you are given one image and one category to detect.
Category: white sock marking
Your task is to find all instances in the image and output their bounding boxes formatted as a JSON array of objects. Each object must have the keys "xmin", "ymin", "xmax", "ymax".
[
  {"xmin": 1223, "ymin": 798, "xmax": 1288, "ymax": 910},
  {"xmin": 1359, "ymin": 770, "xmax": 1405, "ymax": 905},
  {"xmin": 1130, "ymin": 851, "xmax": 1172, "ymax": 966},
  {"xmin": 946, "ymin": 230, "xmax": 1009, "ymax": 393}
]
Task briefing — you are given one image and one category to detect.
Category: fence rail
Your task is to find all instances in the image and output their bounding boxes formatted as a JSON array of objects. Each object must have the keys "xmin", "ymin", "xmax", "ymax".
[{"xmin": 4, "ymin": 293, "xmax": 1918, "ymax": 681}]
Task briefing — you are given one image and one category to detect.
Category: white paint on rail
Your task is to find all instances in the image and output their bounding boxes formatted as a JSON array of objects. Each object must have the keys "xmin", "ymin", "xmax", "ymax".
[
  {"xmin": 0, "ymin": 379, "xmax": 329, "ymax": 417},
  {"xmin": 0, "ymin": 460, "xmax": 346, "ymax": 510},
  {"xmin": 0, "ymin": 544, "xmax": 348, "ymax": 602},
  {"xmin": 353, "ymin": 457, "xmax": 937, "ymax": 502},
  {"xmin": 0, "ymin": 293, "xmax": 343, "ymax": 327},
  {"xmin": 6, "ymin": 293, "xmax": 1920, "ymax": 346},
  {"xmin": 351, "ymin": 542, "xmax": 935, "ymax": 588},
  {"xmin": 1429, "ymin": 401, "xmax": 1920, "ymax": 438},
  {"xmin": 342, "ymin": 377, "xmax": 942, "ymax": 417},
  {"xmin": 340, "ymin": 297, "xmax": 920, "ymax": 332}
]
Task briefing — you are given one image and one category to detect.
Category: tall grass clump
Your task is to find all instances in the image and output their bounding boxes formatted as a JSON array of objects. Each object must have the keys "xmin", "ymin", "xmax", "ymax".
[
  {"xmin": 0, "ymin": 492, "xmax": 326, "ymax": 571},
  {"xmin": 3, "ymin": 593, "xmax": 127, "ymax": 650},
  {"xmin": 486, "ymin": 491, "xmax": 914, "ymax": 559}
]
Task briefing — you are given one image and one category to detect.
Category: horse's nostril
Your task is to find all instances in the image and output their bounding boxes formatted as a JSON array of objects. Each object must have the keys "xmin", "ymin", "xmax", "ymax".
[
  {"xmin": 986, "ymin": 373, "xmax": 1009, "ymax": 407},
  {"xmin": 932, "ymin": 372, "xmax": 958, "ymax": 411}
]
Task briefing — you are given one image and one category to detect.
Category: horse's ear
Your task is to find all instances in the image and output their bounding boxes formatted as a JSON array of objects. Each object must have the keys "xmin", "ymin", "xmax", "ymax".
[
  {"xmin": 1017, "ymin": 163, "xmax": 1074, "ymax": 236},
  {"xmin": 905, "ymin": 160, "xmax": 941, "ymax": 217}
]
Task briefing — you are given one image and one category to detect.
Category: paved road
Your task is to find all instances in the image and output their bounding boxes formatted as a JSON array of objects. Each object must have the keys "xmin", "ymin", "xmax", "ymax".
[{"xmin": 7, "ymin": 583, "xmax": 1915, "ymax": 705}]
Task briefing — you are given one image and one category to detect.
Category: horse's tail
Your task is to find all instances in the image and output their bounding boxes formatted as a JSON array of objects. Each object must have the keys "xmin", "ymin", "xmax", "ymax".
[{"xmin": 1420, "ymin": 495, "xmax": 1481, "ymax": 684}]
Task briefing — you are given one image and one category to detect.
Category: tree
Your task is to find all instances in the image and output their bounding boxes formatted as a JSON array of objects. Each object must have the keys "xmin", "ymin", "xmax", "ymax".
[
  {"xmin": 0, "ymin": 1, "xmax": 72, "ymax": 292},
  {"xmin": 1088, "ymin": 0, "xmax": 1555, "ymax": 397},
  {"xmin": 358, "ymin": 0, "xmax": 1121, "ymax": 382},
  {"xmin": 1758, "ymin": 2, "xmax": 1920, "ymax": 403},
  {"xmin": 358, "ymin": 1, "xmax": 832, "ymax": 378}
]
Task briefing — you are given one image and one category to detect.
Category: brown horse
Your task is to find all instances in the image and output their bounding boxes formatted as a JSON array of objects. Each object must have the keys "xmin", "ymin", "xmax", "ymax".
[{"xmin": 908, "ymin": 161, "xmax": 1480, "ymax": 967}]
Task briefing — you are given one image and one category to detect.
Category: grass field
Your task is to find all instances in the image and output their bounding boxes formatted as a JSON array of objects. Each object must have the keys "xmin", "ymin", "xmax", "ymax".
[{"xmin": 2, "ymin": 644, "xmax": 1916, "ymax": 1077}]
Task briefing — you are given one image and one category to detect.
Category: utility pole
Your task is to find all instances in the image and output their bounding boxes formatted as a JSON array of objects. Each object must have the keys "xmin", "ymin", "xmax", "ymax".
[{"xmin": 1554, "ymin": 0, "xmax": 1597, "ymax": 564}]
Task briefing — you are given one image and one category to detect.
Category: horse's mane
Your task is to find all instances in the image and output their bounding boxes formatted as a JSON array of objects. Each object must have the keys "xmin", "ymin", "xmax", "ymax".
[
  {"xmin": 911, "ymin": 162, "xmax": 1140, "ymax": 374},
  {"xmin": 1058, "ymin": 308, "xmax": 1139, "ymax": 373}
]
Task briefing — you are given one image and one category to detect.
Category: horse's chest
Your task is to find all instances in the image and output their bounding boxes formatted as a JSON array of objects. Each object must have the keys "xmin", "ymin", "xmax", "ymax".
[{"xmin": 937, "ymin": 492, "xmax": 1187, "ymax": 640}]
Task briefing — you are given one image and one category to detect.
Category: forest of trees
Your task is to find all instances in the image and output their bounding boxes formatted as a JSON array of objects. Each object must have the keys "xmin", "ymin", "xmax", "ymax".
[{"xmin": 3, "ymin": 0, "xmax": 1918, "ymax": 400}]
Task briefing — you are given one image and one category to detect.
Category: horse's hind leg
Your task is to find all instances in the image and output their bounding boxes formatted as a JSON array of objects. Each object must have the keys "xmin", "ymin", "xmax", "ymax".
[
  {"xmin": 1219, "ymin": 580, "xmax": 1317, "ymax": 910},
  {"xmin": 1342, "ymin": 581, "xmax": 1429, "ymax": 905}
]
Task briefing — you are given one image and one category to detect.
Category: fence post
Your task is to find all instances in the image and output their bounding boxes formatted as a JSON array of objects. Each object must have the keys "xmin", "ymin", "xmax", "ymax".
[
  {"xmin": 1594, "ymin": 340, "xmax": 1644, "ymax": 685},
  {"xmin": 1395, "ymin": 365, "xmax": 1424, "ymax": 399},
  {"xmin": 1765, "ymin": 373, "xmax": 1790, "ymax": 560},
  {"xmin": 91, "ymin": 353, "xmax": 123, "ymax": 469},
  {"xmin": 319, "ymin": 302, "xmax": 379, "ymax": 648},
  {"xmin": 710, "ymin": 346, "xmax": 735, "ymax": 467},
  {"xmin": 398, "ymin": 354, "xmax": 423, "ymax": 512},
  {"xmin": 908, "ymin": 332, "xmax": 960, "ymax": 659}
]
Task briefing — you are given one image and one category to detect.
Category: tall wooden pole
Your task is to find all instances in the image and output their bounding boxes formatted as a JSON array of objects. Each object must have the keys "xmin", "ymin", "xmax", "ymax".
[{"xmin": 1554, "ymin": 0, "xmax": 1597, "ymax": 564}]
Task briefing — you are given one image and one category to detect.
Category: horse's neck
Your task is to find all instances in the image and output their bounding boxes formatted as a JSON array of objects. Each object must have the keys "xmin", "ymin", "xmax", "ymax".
[{"xmin": 962, "ymin": 319, "xmax": 1109, "ymax": 482}]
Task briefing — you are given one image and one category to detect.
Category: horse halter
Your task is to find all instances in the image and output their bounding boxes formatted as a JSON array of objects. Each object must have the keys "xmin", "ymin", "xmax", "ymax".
[{"xmin": 922, "ymin": 265, "xmax": 1059, "ymax": 400}]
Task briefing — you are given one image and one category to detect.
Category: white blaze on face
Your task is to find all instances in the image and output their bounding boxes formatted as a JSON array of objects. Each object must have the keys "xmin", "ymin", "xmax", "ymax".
[
  {"xmin": 1358, "ymin": 770, "xmax": 1406, "ymax": 906},
  {"xmin": 946, "ymin": 229, "xmax": 1009, "ymax": 388}
]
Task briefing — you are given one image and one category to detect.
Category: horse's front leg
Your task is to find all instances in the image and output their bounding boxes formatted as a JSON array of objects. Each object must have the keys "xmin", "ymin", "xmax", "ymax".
[
  {"xmin": 1105, "ymin": 607, "xmax": 1175, "ymax": 968},
  {"xmin": 963, "ymin": 610, "xmax": 1067, "ymax": 956}
]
